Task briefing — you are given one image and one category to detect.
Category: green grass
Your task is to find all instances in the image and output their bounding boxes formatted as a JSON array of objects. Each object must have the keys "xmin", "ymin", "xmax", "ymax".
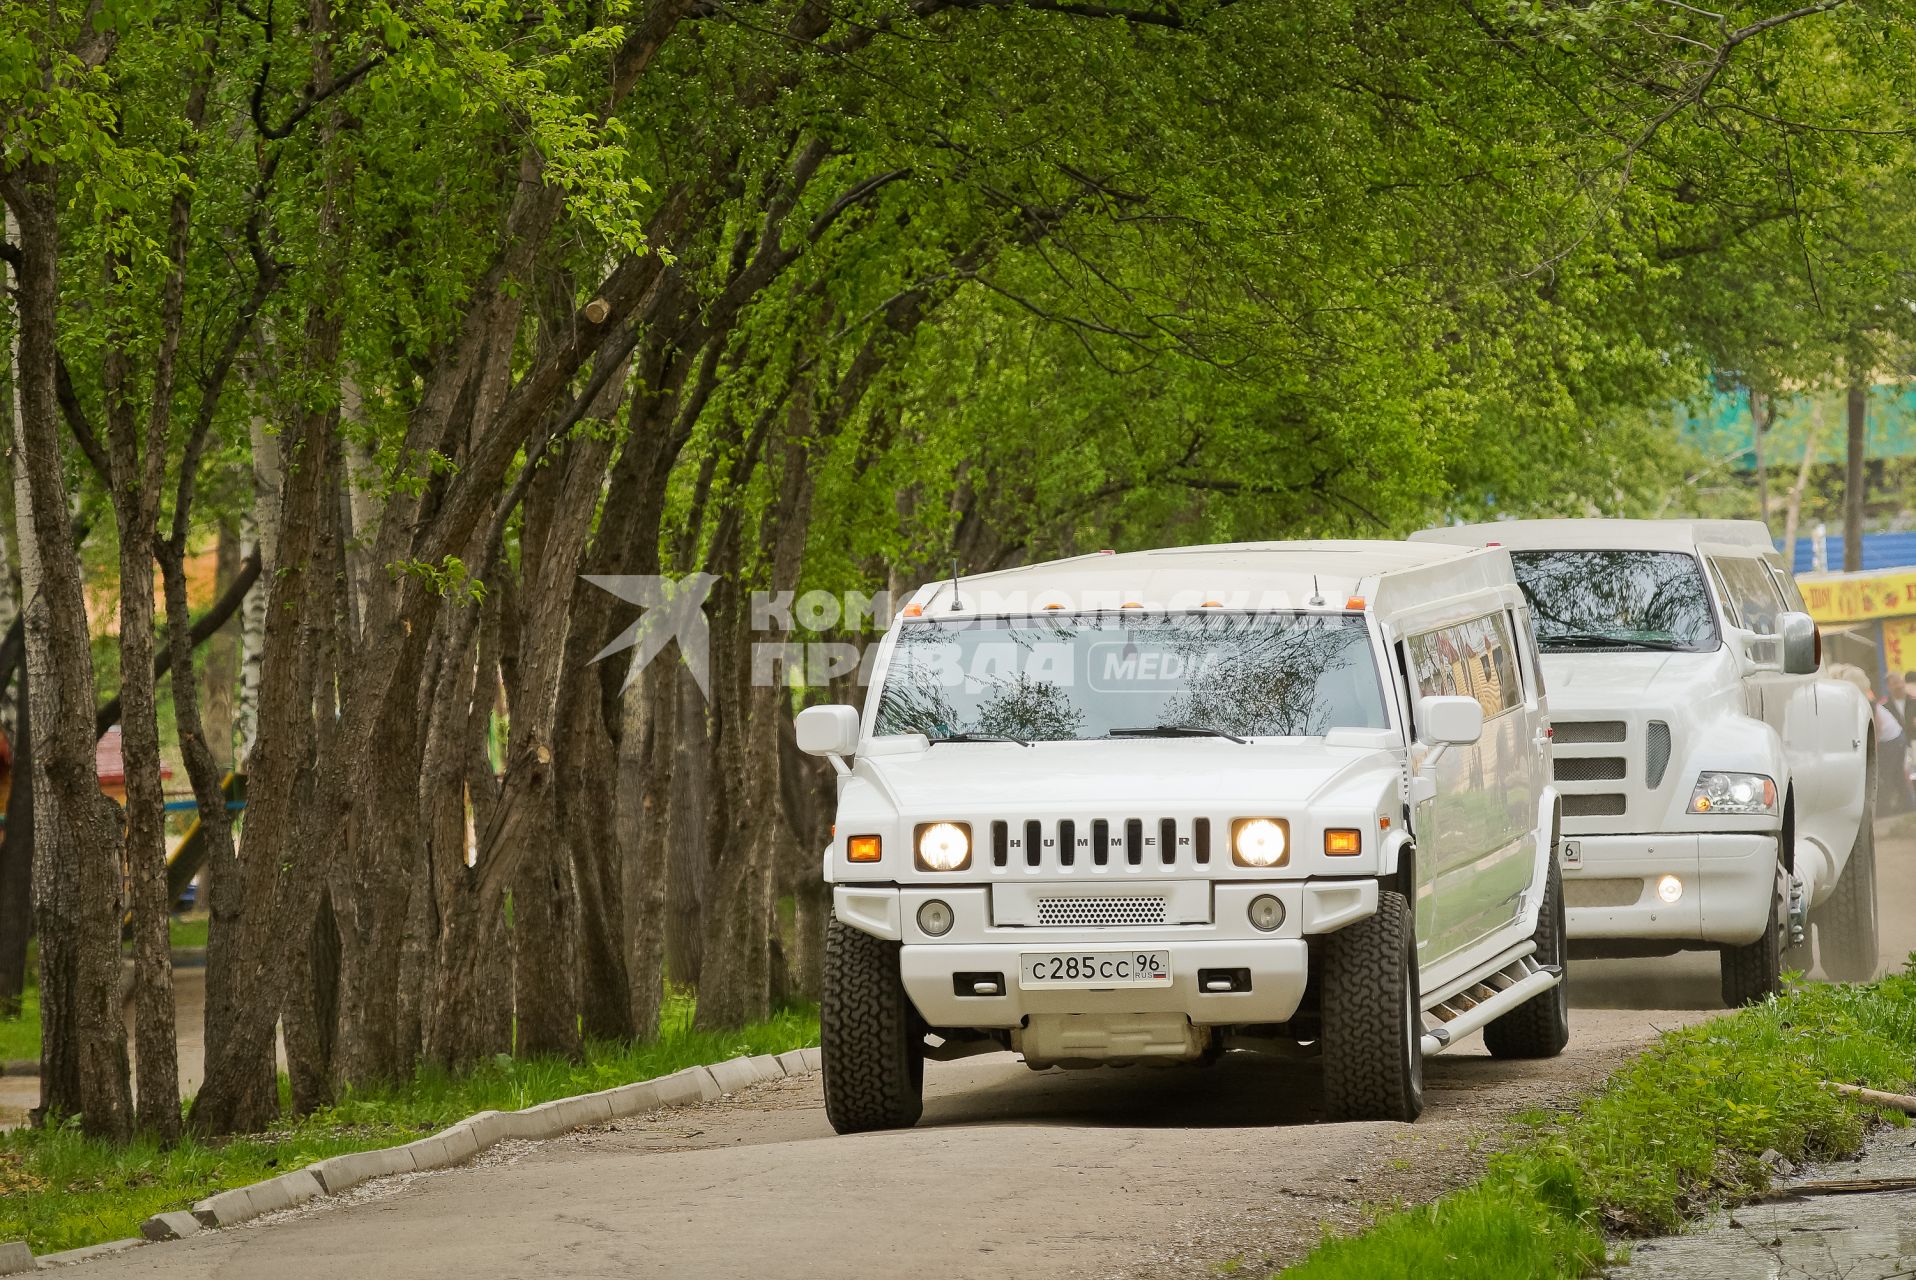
[
  {"xmin": 0, "ymin": 992, "xmax": 818, "ymax": 1254},
  {"xmin": 167, "ymin": 917, "xmax": 208, "ymax": 950},
  {"xmin": 0, "ymin": 958, "xmax": 38, "ymax": 1061},
  {"xmin": 1280, "ymin": 969, "xmax": 1916, "ymax": 1279}
]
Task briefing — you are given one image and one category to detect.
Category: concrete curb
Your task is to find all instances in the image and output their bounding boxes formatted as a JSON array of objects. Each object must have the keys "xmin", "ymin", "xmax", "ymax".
[
  {"xmin": 0, "ymin": 1045, "xmax": 821, "ymax": 1271},
  {"xmin": 30, "ymin": 1240, "xmax": 142, "ymax": 1269}
]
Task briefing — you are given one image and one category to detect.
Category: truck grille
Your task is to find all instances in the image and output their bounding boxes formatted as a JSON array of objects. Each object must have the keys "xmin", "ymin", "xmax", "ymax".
[
  {"xmin": 1645, "ymin": 721, "xmax": 1672, "ymax": 788},
  {"xmin": 1562, "ymin": 794, "xmax": 1626, "ymax": 818},
  {"xmin": 1036, "ymin": 897, "xmax": 1169, "ymax": 927},
  {"xmin": 989, "ymin": 817, "xmax": 1211, "ymax": 872},
  {"xmin": 1553, "ymin": 720, "xmax": 1626, "ymax": 744},
  {"xmin": 1554, "ymin": 756, "xmax": 1625, "ymax": 782}
]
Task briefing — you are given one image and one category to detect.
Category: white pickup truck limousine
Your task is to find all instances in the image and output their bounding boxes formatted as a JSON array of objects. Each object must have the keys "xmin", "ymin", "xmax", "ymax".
[
  {"xmin": 1413, "ymin": 520, "xmax": 1876, "ymax": 1004},
  {"xmin": 797, "ymin": 540, "xmax": 1569, "ymax": 1131}
]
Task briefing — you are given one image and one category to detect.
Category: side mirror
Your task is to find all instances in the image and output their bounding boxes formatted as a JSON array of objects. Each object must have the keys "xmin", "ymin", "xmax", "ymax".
[
  {"xmin": 1418, "ymin": 695, "xmax": 1484, "ymax": 746},
  {"xmin": 1779, "ymin": 611, "xmax": 1819, "ymax": 676},
  {"xmin": 795, "ymin": 704, "xmax": 861, "ymax": 758}
]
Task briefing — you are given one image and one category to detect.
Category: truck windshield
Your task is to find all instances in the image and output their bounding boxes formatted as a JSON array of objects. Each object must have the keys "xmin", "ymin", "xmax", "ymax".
[
  {"xmin": 1508, "ymin": 550, "xmax": 1718, "ymax": 653},
  {"xmin": 872, "ymin": 612, "xmax": 1388, "ymax": 742}
]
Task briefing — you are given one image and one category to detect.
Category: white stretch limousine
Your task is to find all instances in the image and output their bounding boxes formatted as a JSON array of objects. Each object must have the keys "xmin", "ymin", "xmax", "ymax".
[
  {"xmin": 797, "ymin": 540, "xmax": 1568, "ymax": 1130},
  {"xmin": 1415, "ymin": 520, "xmax": 1875, "ymax": 1004}
]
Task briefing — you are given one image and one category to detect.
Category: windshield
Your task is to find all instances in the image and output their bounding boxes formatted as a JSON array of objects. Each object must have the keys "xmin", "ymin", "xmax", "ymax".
[
  {"xmin": 871, "ymin": 612, "xmax": 1389, "ymax": 742},
  {"xmin": 1508, "ymin": 550, "xmax": 1719, "ymax": 653}
]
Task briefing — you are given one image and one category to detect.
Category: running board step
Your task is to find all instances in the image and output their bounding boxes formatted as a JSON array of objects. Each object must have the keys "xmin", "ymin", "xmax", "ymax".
[{"xmin": 1418, "ymin": 951, "xmax": 1561, "ymax": 1057}]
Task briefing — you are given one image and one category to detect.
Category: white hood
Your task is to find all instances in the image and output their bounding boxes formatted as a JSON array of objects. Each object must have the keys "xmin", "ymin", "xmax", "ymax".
[
  {"xmin": 855, "ymin": 737, "xmax": 1397, "ymax": 816},
  {"xmin": 1541, "ymin": 647, "xmax": 1739, "ymax": 713}
]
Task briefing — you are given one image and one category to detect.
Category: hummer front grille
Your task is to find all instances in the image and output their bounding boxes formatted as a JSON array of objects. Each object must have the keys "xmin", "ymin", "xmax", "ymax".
[
  {"xmin": 1035, "ymin": 896, "xmax": 1169, "ymax": 927},
  {"xmin": 988, "ymin": 816, "xmax": 1213, "ymax": 873}
]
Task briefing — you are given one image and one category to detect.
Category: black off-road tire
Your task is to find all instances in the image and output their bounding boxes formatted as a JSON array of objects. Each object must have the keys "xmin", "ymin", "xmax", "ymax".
[
  {"xmin": 821, "ymin": 914, "xmax": 925, "ymax": 1134},
  {"xmin": 1485, "ymin": 855, "xmax": 1570, "ymax": 1058},
  {"xmin": 1721, "ymin": 858, "xmax": 1785, "ymax": 1007},
  {"xmin": 1322, "ymin": 889, "xmax": 1424, "ymax": 1123},
  {"xmin": 1817, "ymin": 804, "xmax": 1880, "ymax": 983}
]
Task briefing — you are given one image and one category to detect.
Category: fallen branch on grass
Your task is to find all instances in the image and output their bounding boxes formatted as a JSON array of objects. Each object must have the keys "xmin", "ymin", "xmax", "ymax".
[
  {"xmin": 1750, "ymin": 1175, "xmax": 1916, "ymax": 1203},
  {"xmin": 1824, "ymin": 1081, "xmax": 1916, "ymax": 1115}
]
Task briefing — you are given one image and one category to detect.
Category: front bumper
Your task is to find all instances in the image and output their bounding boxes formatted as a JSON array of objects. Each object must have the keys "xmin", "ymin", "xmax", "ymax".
[
  {"xmin": 834, "ymin": 880, "xmax": 1376, "ymax": 1029},
  {"xmin": 901, "ymin": 938, "xmax": 1310, "ymax": 1028},
  {"xmin": 1561, "ymin": 832, "xmax": 1777, "ymax": 947}
]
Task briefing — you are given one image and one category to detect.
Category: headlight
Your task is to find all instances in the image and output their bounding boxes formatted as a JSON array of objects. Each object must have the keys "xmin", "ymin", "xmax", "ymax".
[
  {"xmin": 1688, "ymin": 771, "xmax": 1777, "ymax": 815},
  {"xmin": 1231, "ymin": 817, "xmax": 1289, "ymax": 868},
  {"xmin": 915, "ymin": 821, "xmax": 971, "ymax": 871}
]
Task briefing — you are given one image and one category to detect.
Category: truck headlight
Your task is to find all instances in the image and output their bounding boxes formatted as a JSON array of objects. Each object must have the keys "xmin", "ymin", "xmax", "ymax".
[
  {"xmin": 915, "ymin": 822, "xmax": 971, "ymax": 871},
  {"xmin": 1231, "ymin": 817, "xmax": 1289, "ymax": 868},
  {"xmin": 1688, "ymin": 772, "xmax": 1777, "ymax": 816}
]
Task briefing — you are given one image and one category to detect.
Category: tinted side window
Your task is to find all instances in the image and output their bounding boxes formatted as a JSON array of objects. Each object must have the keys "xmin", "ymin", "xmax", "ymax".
[
  {"xmin": 1457, "ymin": 614, "xmax": 1521, "ymax": 717},
  {"xmin": 1713, "ymin": 557, "xmax": 1785, "ymax": 635},
  {"xmin": 1487, "ymin": 614, "xmax": 1523, "ymax": 711},
  {"xmin": 1407, "ymin": 628, "xmax": 1460, "ymax": 699},
  {"xmin": 1764, "ymin": 556, "xmax": 1807, "ymax": 613},
  {"xmin": 1408, "ymin": 615, "xmax": 1521, "ymax": 717}
]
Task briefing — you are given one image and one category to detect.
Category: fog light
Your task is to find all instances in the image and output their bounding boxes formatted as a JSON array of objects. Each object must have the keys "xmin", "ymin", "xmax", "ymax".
[
  {"xmin": 917, "ymin": 899, "xmax": 954, "ymax": 937},
  {"xmin": 1248, "ymin": 894, "xmax": 1285, "ymax": 932},
  {"xmin": 1656, "ymin": 874, "xmax": 1683, "ymax": 904}
]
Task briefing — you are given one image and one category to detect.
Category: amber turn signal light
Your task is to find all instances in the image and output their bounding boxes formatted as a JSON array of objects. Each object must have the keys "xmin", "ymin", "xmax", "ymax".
[
  {"xmin": 1324, "ymin": 829, "xmax": 1362, "ymax": 856},
  {"xmin": 847, "ymin": 835, "xmax": 882, "ymax": 862}
]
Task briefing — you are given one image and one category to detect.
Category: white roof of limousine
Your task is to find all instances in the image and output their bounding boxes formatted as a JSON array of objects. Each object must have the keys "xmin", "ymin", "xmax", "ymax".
[
  {"xmin": 908, "ymin": 540, "xmax": 1509, "ymax": 618},
  {"xmin": 1410, "ymin": 518, "xmax": 1777, "ymax": 555}
]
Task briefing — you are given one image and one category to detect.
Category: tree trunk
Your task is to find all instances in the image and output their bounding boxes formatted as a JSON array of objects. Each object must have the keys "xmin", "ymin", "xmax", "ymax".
[
  {"xmin": 192, "ymin": 69, "xmax": 351, "ymax": 1128},
  {"xmin": 202, "ymin": 523, "xmax": 242, "ymax": 772},
  {"xmin": 160, "ymin": 517, "xmax": 245, "ymax": 1115},
  {"xmin": 114, "ymin": 520, "xmax": 180, "ymax": 1139},
  {"xmin": 0, "ymin": 666, "xmax": 32, "ymax": 1017},
  {"xmin": 1750, "ymin": 388, "xmax": 1771, "ymax": 533},
  {"xmin": 1844, "ymin": 380, "xmax": 1866, "ymax": 573},
  {"xmin": 693, "ymin": 576, "xmax": 774, "ymax": 1030},
  {"xmin": 4, "ymin": 170, "xmax": 134, "ymax": 1139},
  {"xmin": 559, "ymin": 670, "xmax": 631, "ymax": 1042},
  {"xmin": 620, "ymin": 659, "xmax": 673, "ymax": 1037},
  {"xmin": 664, "ymin": 674, "xmax": 711, "ymax": 988},
  {"xmin": 234, "ymin": 404, "xmax": 283, "ymax": 766},
  {"xmin": 1781, "ymin": 398, "xmax": 1824, "ymax": 573},
  {"xmin": 420, "ymin": 596, "xmax": 513, "ymax": 1071},
  {"xmin": 283, "ymin": 889, "xmax": 340, "ymax": 1114}
]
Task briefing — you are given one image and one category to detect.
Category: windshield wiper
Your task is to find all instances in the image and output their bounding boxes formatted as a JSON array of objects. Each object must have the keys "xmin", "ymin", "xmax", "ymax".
[
  {"xmin": 928, "ymin": 732, "xmax": 1033, "ymax": 747},
  {"xmin": 1541, "ymin": 630, "xmax": 1686, "ymax": 653},
  {"xmin": 1105, "ymin": 724, "xmax": 1248, "ymax": 744}
]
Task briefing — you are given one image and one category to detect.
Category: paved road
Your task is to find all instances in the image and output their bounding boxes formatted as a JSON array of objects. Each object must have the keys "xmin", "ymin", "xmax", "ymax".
[{"xmin": 67, "ymin": 827, "xmax": 1916, "ymax": 1278}]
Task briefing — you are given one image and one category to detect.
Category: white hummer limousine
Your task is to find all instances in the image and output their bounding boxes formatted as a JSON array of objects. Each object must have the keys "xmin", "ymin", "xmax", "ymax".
[
  {"xmin": 1413, "ymin": 520, "xmax": 1876, "ymax": 1005},
  {"xmin": 796, "ymin": 540, "xmax": 1569, "ymax": 1132}
]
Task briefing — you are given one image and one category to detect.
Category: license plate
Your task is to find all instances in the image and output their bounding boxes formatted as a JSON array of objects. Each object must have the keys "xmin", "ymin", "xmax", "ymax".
[{"xmin": 1018, "ymin": 950, "xmax": 1172, "ymax": 989}]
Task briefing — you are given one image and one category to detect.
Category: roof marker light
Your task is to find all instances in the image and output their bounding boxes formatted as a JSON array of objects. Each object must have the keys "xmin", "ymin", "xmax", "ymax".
[
  {"xmin": 1201, "ymin": 599, "xmax": 1222, "ymax": 608},
  {"xmin": 902, "ymin": 604, "xmax": 923, "ymax": 617},
  {"xmin": 1122, "ymin": 601, "xmax": 1144, "ymax": 609},
  {"xmin": 1346, "ymin": 596, "xmax": 1366, "ymax": 610}
]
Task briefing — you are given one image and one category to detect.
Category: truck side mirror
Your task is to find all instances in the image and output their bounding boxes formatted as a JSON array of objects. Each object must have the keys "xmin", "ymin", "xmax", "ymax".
[
  {"xmin": 795, "ymin": 704, "xmax": 862, "ymax": 758},
  {"xmin": 1418, "ymin": 695, "xmax": 1484, "ymax": 746},
  {"xmin": 1779, "ymin": 611, "xmax": 1819, "ymax": 676}
]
